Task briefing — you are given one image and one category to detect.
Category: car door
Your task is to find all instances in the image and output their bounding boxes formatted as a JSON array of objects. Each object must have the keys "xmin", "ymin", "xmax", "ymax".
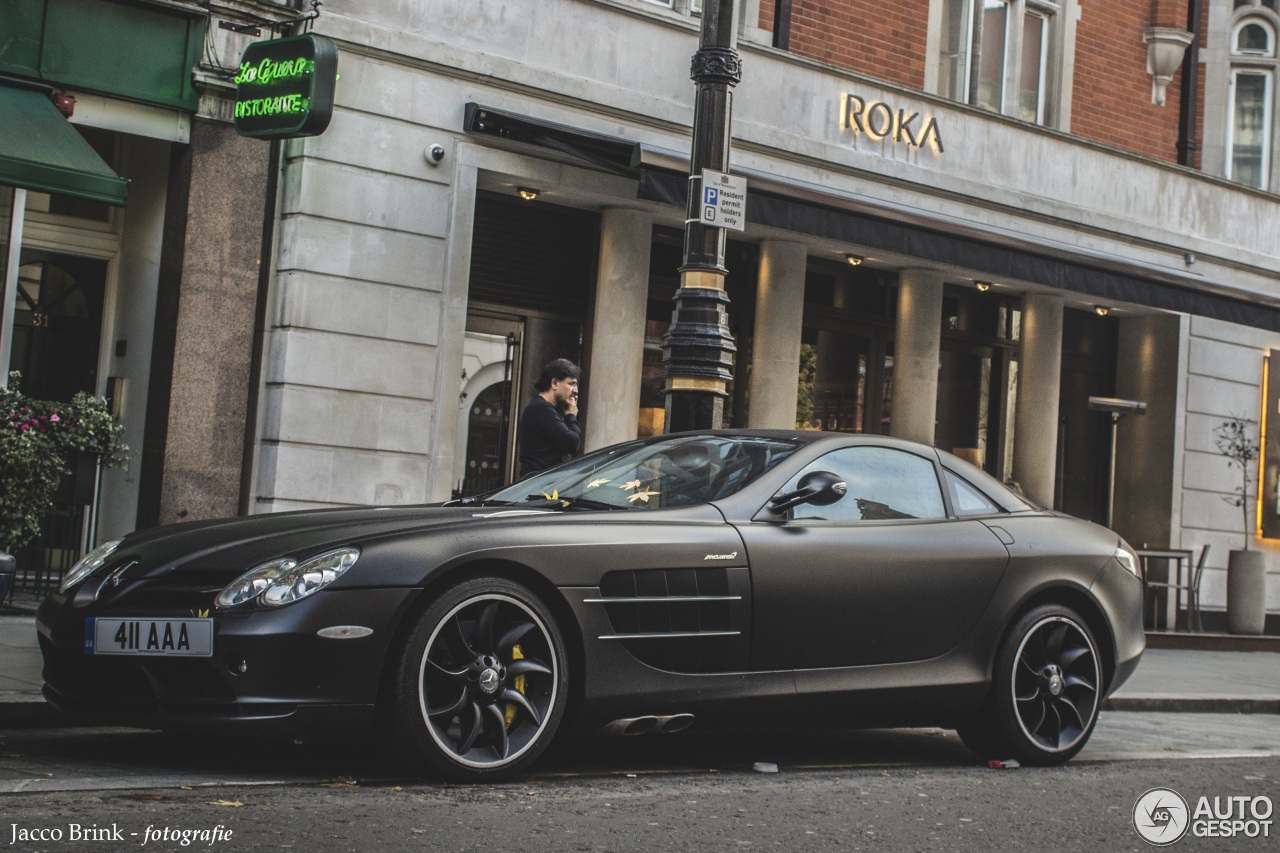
[{"xmin": 738, "ymin": 444, "xmax": 1011, "ymax": 670}]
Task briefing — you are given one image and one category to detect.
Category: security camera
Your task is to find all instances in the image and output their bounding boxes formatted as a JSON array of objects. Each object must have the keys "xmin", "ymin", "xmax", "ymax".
[
  {"xmin": 425, "ymin": 144, "xmax": 445, "ymax": 166},
  {"xmin": 1088, "ymin": 396, "xmax": 1147, "ymax": 416}
]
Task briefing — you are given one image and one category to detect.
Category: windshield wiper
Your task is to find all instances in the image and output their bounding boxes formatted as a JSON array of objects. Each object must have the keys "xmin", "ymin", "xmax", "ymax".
[
  {"xmin": 444, "ymin": 497, "xmax": 511, "ymax": 507},
  {"xmin": 518, "ymin": 495, "xmax": 625, "ymax": 511}
]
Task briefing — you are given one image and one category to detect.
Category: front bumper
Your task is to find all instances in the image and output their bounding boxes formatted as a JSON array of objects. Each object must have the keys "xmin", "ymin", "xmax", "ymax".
[{"xmin": 37, "ymin": 586, "xmax": 414, "ymax": 739}]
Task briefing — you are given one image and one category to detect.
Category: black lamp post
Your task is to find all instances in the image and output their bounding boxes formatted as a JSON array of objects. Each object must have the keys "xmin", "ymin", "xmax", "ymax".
[{"xmin": 663, "ymin": 0, "xmax": 741, "ymax": 433}]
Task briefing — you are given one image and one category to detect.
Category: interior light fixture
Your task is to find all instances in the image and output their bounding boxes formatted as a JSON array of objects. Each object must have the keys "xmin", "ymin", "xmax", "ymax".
[
  {"xmin": 1094, "ymin": 305, "xmax": 1110, "ymax": 316},
  {"xmin": 975, "ymin": 281, "xmax": 991, "ymax": 292},
  {"xmin": 517, "ymin": 187, "xmax": 539, "ymax": 201},
  {"xmin": 845, "ymin": 254, "xmax": 864, "ymax": 266}
]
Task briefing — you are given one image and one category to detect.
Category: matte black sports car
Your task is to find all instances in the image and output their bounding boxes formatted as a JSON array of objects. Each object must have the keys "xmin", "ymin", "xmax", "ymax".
[{"xmin": 38, "ymin": 430, "xmax": 1144, "ymax": 780}]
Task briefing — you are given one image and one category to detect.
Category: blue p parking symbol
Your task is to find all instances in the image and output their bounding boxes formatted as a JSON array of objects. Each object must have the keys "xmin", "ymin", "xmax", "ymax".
[{"xmin": 704, "ymin": 187, "xmax": 719, "ymax": 205}]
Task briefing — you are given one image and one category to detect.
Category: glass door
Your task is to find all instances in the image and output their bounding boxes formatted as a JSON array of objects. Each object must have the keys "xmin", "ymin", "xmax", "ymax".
[
  {"xmin": 9, "ymin": 250, "xmax": 107, "ymax": 400},
  {"xmin": 6, "ymin": 248, "xmax": 109, "ymax": 594}
]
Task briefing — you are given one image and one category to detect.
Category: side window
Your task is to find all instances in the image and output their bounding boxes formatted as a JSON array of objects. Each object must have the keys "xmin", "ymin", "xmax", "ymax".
[
  {"xmin": 784, "ymin": 447, "xmax": 947, "ymax": 521},
  {"xmin": 945, "ymin": 469, "xmax": 1003, "ymax": 516}
]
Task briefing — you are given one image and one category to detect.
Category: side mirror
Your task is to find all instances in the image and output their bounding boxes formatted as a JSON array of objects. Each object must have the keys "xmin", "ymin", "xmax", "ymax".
[{"xmin": 768, "ymin": 471, "xmax": 848, "ymax": 513}]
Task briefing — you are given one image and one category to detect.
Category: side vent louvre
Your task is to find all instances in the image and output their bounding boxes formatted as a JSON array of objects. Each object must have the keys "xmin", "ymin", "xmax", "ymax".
[{"xmin": 588, "ymin": 567, "xmax": 750, "ymax": 673}]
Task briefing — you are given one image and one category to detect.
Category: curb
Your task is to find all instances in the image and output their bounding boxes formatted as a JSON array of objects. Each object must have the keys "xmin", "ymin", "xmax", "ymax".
[
  {"xmin": 4, "ymin": 696, "xmax": 1278, "ymax": 732},
  {"xmin": 0, "ymin": 698, "xmax": 73, "ymax": 729},
  {"xmin": 1102, "ymin": 695, "xmax": 1280, "ymax": 714}
]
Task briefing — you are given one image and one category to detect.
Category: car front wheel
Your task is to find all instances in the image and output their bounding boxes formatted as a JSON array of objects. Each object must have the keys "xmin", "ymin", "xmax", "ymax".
[
  {"xmin": 959, "ymin": 604, "xmax": 1102, "ymax": 766},
  {"xmin": 389, "ymin": 577, "xmax": 568, "ymax": 781}
]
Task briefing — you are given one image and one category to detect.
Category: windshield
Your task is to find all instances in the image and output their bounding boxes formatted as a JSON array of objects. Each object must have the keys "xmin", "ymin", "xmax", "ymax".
[{"xmin": 484, "ymin": 435, "xmax": 800, "ymax": 510}]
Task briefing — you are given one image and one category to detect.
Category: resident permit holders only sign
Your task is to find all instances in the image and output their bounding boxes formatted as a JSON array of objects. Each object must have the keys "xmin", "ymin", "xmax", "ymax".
[{"xmin": 699, "ymin": 170, "xmax": 747, "ymax": 231}]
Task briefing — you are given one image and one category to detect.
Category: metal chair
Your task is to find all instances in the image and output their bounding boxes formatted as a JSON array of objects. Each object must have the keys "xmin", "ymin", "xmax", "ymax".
[{"xmin": 1146, "ymin": 545, "xmax": 1210, "ymax": 631}]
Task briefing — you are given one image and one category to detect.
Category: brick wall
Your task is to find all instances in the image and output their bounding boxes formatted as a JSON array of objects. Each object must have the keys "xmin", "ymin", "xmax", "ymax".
[
  {"xmin": 752, "ymin": 1, "xmax": 1208, "ymax": 167},
  {"xmin": 1072, "ymin": 0, "xmax": 1192, "ymax": 162},
  {"xmin": 765, "ymin": 1, "xmax": 931, "ymax": 89}
]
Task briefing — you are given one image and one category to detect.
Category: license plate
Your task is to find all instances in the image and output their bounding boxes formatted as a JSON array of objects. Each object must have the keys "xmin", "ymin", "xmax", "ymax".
[{"xmin": 85, "ymin": 617, "xmax": 213, "ymax": 657}]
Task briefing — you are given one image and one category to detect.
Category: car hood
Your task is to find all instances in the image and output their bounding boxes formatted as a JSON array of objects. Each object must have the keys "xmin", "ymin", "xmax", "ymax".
[{"xmin": 104, "ymin": 505, "xmax": 524, "ymax": 579}]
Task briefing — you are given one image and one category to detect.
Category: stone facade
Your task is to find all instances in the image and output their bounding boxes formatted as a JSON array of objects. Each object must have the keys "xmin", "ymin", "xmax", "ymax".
[{"xmin": 226, "ymin": 0, "xmax": 1279, "ymax": 621}]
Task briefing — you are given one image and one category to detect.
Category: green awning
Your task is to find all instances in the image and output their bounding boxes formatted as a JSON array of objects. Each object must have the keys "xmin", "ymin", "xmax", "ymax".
[{"xmin": 0, "ymin": 80, "xmax": 127, "ymax": 206}]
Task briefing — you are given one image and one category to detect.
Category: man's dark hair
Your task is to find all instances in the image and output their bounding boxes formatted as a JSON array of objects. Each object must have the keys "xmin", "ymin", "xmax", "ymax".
[{"xmin": 534, "ymin": 358, "xmax": 580, "ymax": 392}]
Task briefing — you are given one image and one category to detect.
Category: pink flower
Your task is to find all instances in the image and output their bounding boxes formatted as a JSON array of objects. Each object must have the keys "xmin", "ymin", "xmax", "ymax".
[{"xmin": 49, "ymin": 414, "xmax": 60, "ymax": 423}]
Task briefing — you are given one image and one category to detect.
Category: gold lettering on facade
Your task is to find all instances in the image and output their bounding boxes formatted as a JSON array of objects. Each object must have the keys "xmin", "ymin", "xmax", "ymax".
[{"xmin": 840, "ymin": 94, "xmax": 944, "ymax": 154}]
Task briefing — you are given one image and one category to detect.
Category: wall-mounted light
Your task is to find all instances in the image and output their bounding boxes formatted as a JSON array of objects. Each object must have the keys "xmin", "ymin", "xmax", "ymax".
[
  {"xmin": 517, "ymin": 187, "xmax": 539, "ymax": 201},
  {"xmin": 975, "ymin": 281, "xmax": 991, "ymax": 292},
  {"xmin": 845, "ymin": 254, "xmax": 863, "ymax": 266},
  {"xmin": 1094, "ymin": 305, "xmax": 1110, "ymax": 317}
]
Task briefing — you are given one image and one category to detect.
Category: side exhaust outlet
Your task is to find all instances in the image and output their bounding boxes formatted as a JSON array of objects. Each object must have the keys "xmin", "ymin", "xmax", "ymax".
[
  {"xmin": 601, "ymin": 716, "xmax": 659, "ymax": 736},
  {"xmin": 656, "ymin": 713, "xmax": 695, "ymax": 733}
]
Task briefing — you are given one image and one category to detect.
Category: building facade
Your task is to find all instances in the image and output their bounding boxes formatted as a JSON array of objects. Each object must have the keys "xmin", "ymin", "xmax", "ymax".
[
  {"xmin": 4, "ymin": 1, "xmax": 1279, "ymax": 629},
  {"xmin": 0, "ymin": 0, "xmax": 291, "ymax": 583}
]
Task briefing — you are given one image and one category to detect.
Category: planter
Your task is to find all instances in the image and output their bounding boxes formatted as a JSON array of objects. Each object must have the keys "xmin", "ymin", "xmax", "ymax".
[
  {"xmin": 1226, "ymin": 549, "xmax": 1267, "ymax": 635},
  {"xmin": 53, "ymin": 450, "xmax": 101, "ymax": 507},
  {"xmin": 0, "ymin": 551, "xmax": 14, "ymax": 607}
]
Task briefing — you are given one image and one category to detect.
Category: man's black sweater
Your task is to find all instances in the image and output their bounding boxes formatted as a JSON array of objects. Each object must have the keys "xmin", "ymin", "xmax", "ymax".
[{"xmin": 517, "ymin": 397, "xmax": 581, "ymax": 477}]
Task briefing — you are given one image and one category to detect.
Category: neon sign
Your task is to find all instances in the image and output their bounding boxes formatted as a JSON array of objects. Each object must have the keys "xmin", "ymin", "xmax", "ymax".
[{"xmin": 234, "ymin": 34, "xmax": 338, "ymax": 139}]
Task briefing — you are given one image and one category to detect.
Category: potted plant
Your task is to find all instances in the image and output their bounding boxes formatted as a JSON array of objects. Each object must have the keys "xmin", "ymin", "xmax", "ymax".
[
  {"xmin": 1213, "ymin": 416, "xmax": 1266, "ymax": 634},
  {"xmin": 1, "ymin": 372, "xmax": 128, "ymax": 554}
]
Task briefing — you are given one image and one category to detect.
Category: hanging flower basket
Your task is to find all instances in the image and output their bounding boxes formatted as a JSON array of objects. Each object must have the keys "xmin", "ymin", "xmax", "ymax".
[{"xmin": 0, "ymin": 372, "xmax": 127, "ymax": 551}]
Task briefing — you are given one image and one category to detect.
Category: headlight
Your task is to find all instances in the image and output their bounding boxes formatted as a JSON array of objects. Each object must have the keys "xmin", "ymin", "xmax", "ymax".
[
  {"xmin": 59, "ymin": 539, "xmax": 123, "ymax": 593},
  {"xmin": 1114, "ymin": 543, "xmax": 1142, "ymax": 580},
  {"xmin": 216, "ymin": 548, "xmax": 359, "ymax": 608}
]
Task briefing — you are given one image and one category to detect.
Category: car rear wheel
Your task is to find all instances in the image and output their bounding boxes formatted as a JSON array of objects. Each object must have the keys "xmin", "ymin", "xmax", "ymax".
[
  {"xmin": 389, "ymin": 577, "xmax": 567, "ymax": 781},
  {"xmin": 958, "ymin": 604, "xmax": 1102, "ymax": 766}
]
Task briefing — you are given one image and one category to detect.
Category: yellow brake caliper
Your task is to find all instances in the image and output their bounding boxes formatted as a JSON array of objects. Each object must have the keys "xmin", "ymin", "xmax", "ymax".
[{"xmin": 504, "ymin": 644, "xmax": 526, "ymax": 727}]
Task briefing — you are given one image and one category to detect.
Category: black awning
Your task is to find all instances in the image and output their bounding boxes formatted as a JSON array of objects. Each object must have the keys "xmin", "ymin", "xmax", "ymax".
[
  {"xmin": 0, "ymin": 78, "xmax": 127, "ymax": 206},
  {"xmin": 639, "ymin": 167, "xmax": 1280, "ymax": 333}
]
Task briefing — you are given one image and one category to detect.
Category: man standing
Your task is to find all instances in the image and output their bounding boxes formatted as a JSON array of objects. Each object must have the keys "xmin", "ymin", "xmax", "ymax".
[{"xmin": 517, "ymin": 359, "xmax": 581, "ymax": 478}]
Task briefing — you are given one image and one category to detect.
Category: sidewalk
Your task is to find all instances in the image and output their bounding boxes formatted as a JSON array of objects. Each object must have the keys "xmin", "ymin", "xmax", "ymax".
[{"xmin": 1, "ymin": 613, "xmax": 1278, "ymax": 727}]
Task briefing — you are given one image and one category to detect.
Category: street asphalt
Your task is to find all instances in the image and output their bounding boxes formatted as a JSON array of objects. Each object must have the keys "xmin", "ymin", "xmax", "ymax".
[{"xmin": 1, "ymin": 613, "xmax": 1278, "ymax": 728}]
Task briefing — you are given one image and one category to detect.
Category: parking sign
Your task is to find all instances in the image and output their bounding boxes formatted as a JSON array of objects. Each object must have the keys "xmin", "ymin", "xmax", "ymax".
[{"xmin": 698, "ymin": 170, "xmax": 746, "ymax": 231}]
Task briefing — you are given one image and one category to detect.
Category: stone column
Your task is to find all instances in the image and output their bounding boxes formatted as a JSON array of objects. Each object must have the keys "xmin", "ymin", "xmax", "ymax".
[
  {"xmin": 890, "ymin": 269, "xmax": 945, "ymax": 445},
  {"xmin": 1013, "ymin": 293, "xmax": 1064, "ymax": 507},
  {"xmin": 583, "ymin": 208, "xmax": 653, "ymax": 452},
  {"xmin": 747, "ymin": 240, "xmax": 807, "ymax": 428},
  {"xmin": 137, "ymin": 119, "xmax": 269, "ymax": 527}
]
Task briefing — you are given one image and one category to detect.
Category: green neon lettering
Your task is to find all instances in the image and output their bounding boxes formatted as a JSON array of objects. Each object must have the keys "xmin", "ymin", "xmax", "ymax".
[
  {"xmin": 248, "ymin": 56, "xmax": 315, "ymax": 86},
  {"xmin": 235, "ymin": 94, "xmax": 307, "ymax": 119}
]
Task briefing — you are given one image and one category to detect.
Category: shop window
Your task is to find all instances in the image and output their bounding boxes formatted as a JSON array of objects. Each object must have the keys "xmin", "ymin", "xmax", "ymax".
[
  {"xmin": 800, "ymin": 261, "xmax": 896, "ymax": 435},
  {"xmin": 935, "ymin": 0, "xmax": 1061, "ymax": 126},
  {"xmin": 941, "ymin": 288, "xmax": 1020, "ymax": 340},
  {"xmin": 1226, "ymin": 17, "xmax": 1277, "ymax": 189}
]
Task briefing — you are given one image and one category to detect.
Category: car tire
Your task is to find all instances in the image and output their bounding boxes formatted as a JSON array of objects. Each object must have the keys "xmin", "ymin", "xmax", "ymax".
[
  {"xmin": 388, "ymin": 576, "xmax": 568, "ymax": 782},
  {"xmin": 959, "ymin": 604, "xmax": 1103, "ymax": 766}
]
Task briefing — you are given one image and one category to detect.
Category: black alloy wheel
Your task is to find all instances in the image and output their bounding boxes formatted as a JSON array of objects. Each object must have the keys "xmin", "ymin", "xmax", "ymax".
[
  {"xmin": 391, "ymin": 577, "xmax": 567, "ymax": 781},
  {"xmin": 959, "ymin": 604, "xmax": 1102, "ymax": 766}
]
